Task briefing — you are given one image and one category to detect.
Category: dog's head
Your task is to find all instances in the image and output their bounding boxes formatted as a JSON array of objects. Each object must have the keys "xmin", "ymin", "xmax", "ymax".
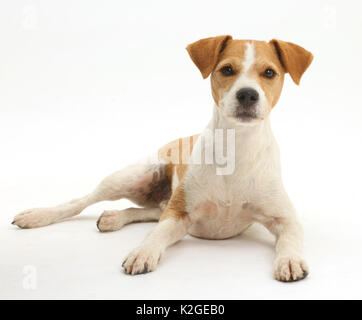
[{"xmin": 187, "ymin": 36, "xmax": 313, "ymax": 125}]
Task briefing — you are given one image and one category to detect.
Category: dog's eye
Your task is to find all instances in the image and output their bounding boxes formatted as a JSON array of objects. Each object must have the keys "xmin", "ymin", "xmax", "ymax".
[
  {"xmin": 221, "ymin": 66, "xmax": 234, "ymax": 76},
  {"xmin": 262, "ymin": 68, "xmax": 276, "ymax": 79}
]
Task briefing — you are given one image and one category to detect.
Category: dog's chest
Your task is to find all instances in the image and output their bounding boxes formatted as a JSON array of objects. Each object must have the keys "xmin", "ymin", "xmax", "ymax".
[
  {"xmin": 181, "ymin": 120, "xmax": 280, "ymax": 239},
  {"xmin": 185, "ymin": 166, "xmax": 257, "ymax": 239},
  {"xmin": 187, "ymin": 200, "xmax": 254, "ymax": 240}
]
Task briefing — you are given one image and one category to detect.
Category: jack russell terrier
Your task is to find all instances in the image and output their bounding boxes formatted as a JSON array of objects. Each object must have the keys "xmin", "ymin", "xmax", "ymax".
[{"xmin": 13, "ymin": 35, "xmax": 313, "ymax": 282}]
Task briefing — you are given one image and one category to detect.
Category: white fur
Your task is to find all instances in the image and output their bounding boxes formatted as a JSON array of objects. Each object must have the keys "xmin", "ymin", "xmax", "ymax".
[
  {"xmin": 123, "ymin": 218, "xmax": 190, "ymax": 275},
  {"xmin": 172, "ymin": 166, "xmax": 179, "ymax": 191},
  {"xmin": 12, "ymin": 160, "xmax": 163, "ymax": 228},
  {"xmin": 242, "ymin": 42, "xmax": 255, "ymax": 73},
  {"xmin": 181, "ymin": 105, "xmax": 308, "ymax": 280},
  {"xmin": 97, "ymin": 208, "xmax": 162, "ymax": 232}
]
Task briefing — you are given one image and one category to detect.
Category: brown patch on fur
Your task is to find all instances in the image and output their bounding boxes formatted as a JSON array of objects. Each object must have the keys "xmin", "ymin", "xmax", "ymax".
[
  {"xmin": 253, "ymin": 41, "xmax": 285, "ymax": 109},
  {"xmin": 157, "ymin": 135, "xmax": 200, "ymax": 221},
  {"xmin": 158, "ymin": 134, "xmax": 200, "ymax": 188},
  {"xmin": 270, "ymin": 39, "xmax": 313, "ymax": 85},
  {"xmin": 159, "ymin": 185, "xmax": 188, "ymax": 221},
  {"xmin": 211, "ymin": 40, "xmax": 247, "ymax": 105},
  {"xmin": 186, "ymin": 35, "xmax": 232, "ymax": 79},
  {"xmin": 158, "ymin": 135, "xmax": 199, "ymax": 166}
]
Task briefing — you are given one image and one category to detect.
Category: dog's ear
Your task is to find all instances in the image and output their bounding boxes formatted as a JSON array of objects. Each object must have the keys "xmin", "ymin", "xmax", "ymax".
[
  {"xmin": 270, "ymin": 39, "xmax": 313, "ymax": 85},
  {"xmin": 186, "ymin": 35, "xmax": 232, "ymax": 79}
]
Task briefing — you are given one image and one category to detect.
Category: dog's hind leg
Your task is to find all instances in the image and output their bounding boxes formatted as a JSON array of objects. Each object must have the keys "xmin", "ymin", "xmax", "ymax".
[
  {"xmin": 96, "ymin": 207, "xmax": 162, "ymax": 232},
  {"xmin": 12, "ymin": 160, "xmax": 171, "ymax": 229}
]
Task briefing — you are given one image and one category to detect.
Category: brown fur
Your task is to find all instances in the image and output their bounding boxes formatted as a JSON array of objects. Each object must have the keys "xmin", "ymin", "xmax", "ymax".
[
  {"xmin": 210, "ymin": 40, "xmax": 247, "ymax": 105},
  {"xmin": 187, "ymin": 37, "xmax": 312, "ymax": 111},
  {"xmin": 270, "ymin": 39, "xmax": 313, "ymax": 85},
  {"xmin": 211, "ymin": 40, "xmax": 286, "ymax": 110},
  {"xmin": 157, "ymin": 135, "xmax": 199, "ymax": 220},
  {"xmin": 186, "ymin": 35, "xmax": 232, "ymax": 79},
  {"xmin": 158, "ymin": 134, "xmax": 200, "ymax": 182},
  {"xmin": 253, "ymin": 41, "xmax": 286, "ymax": 109},
  {"xmin": 159, "ymin": 185, "xmax": 188, "ymax": 221}
]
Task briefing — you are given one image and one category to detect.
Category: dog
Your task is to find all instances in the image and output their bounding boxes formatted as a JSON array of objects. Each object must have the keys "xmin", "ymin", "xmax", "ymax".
[{"xmin": 12, "ymin": 35, "xmax": 313, "ymax": 282}]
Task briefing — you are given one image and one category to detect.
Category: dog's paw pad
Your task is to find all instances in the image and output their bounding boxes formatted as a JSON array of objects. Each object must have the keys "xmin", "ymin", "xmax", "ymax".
[
  {"xmin": 97, "ymin": 210, "xmax": 125, "ymax": 232},
  {"xmin": 122, "ymin": 246, "xmax": 163, "ymax": 275},
  {"xmin": 274, "ymin": 256, "xmax": 309, "ymax": 282}
]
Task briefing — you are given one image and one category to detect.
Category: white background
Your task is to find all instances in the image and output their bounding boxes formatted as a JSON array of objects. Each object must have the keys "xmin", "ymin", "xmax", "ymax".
[{"xmin": 1, "ymin": 0, "xmax": 362, "ymax": 299}]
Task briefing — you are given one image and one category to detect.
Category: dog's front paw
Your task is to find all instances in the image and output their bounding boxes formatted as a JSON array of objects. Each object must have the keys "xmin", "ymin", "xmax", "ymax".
[
  {"xmin": 274, "ymin": 256, "xmax": 309, "ymax": 282},
  {"xmin": 122, "ymin": 245, "xmax": 163, "ymax": 275},
  {"xmin": 12, "ymin": 208, "xmax": 55, "ymax": 229}
]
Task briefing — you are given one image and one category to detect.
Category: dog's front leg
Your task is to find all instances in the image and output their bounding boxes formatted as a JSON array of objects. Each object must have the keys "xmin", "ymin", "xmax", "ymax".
[
  {"xmin": 270, "ymin": 217, "xmax": 309, "ymax": 282},
  {"xmin": 257, "ymin": 196, "xmax": 309, "ymax": 282},
  {"xmin": 122, "ymin": 215, "xmax": 190, "ymax": 275}
]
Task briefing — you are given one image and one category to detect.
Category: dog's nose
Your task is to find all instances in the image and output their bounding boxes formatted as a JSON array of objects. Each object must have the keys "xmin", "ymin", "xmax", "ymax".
[{"xmin": 236, "ymin": 88, "xmax": 259, "ymax": 109}]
